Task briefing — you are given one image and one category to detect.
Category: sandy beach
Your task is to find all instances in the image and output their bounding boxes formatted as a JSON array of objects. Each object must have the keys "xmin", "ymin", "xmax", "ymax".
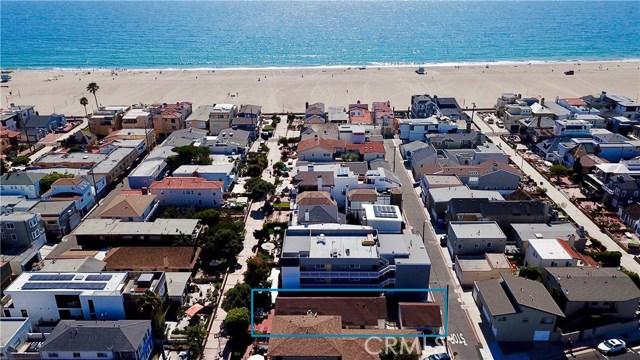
[{"xmin": 2, "ymin": 61, "xmax": 639, "ymax": 115}]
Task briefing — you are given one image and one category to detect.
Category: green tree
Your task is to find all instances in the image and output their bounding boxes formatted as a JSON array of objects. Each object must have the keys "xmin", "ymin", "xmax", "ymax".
[
  {"xmin": 253, "ymin": 228, "xmax": 270, "ymax": 243},
  {"xmin": 11, "ymin": 156, "xmax": 30, "ymax": 166},
  {"xmin": 192, "ymin": 209, "xmax": 220, "ymax": 227},
  {"xmin": 223, "ymin": 307, "xmax": 250, "ymax": 338},
  {"xmin": 136, "ymin": 290, "xmax": 165, "ymax": 341},
  {"xmin": 79, "ymin": 96, "xmax": 89, "ymax": 117},
  {"xmin": 245, "ymin": 178, "xmax": 275, "ymax": 199},
  {"xmin": 378, "ymin": 339, "xmax": 420, "ymax": 360},
  {"xmin": 549, "ymin": 164, "xmax": 569, "ymax": 184},
  {"xmin": 621, "ymin": 267, "xmax": 640, "ymax": 289},
  {"xmin": 86, "ymin": 82, "xmax": 100, "ymax": 109},
  {"xmin": 201, "ymin": 229, "xmax": 243, "ymax": 265},
  {"xmin": 167, "ymin": 145, "xmax": 212, "ymax": 172},
  {"xmin": 244, "ymin": 255, "xmax": 271, "ymax": 288},
  {"xmin": 273, "ymin": 161, "xmax": 286, "ymax": 170},
  {"xmin": 519, "ymin": 266, "xmax": 544, "ymax": 282},
  {"xmin": 278, "ymin": 137, "xmax": 289, "ymax": 146},
  {"xmin": 246, "ymin": 164, "xmax": 263, "ymax": 177},
  {"xmin": 185, "ymin": 324, "xmax": 206, "ymax": 359},
  {"xmin": 40, "ymin": 172, "xmax": 75, "ymax": 193},
  {"xmin": 341, "ymin": 153, "xmax": 360, "ymax": 162},
  {"xmin": 0, "ymin": 160, "xmax": 8, "ymax": 175},
  {"xmin": 221, "ymin": 283, "xmax": 251, "ymax": 311},
  {"xmin": 586, "ymin": 251, "xmax": 622, "ymax": 267}
]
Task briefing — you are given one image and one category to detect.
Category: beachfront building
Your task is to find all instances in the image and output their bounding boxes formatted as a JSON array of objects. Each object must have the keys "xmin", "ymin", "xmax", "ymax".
[
  {"xmin": 348, "ymin": 102, "xmax": 371, "ymax": 125},
  {"xmin": 553, "ymin": 119, "xmax": 592, "ymax": 137},
  {"xmin": 305, "ymin": 102, "xmax": 326, "ymax": 119},
  {"xmin": 121, "ymin": 106, "xmax": 153, "ymax": 132},
  {"xmin": 411, "ymin": 94, "xmax": 441, "ymax": 119},
  {"xmin": 556, "ymin": 97, "xmax": 600, "ymax": 116},
  {"xmin": 185, "ymin": 105, "xmax": 214, "ymax": 132},
  {"xmin": 210, "ymin": 103, "xmax": 238, "ymax": 135},
  {"xmin": 0, "ymin": 104, "xmax": 36, "ymax": 131},
  {"xmin": 24, "ymin": 114, "xmax": 66, "ymax": 142},
  {"xmin": 328, "ymin": 106, "xmax": 349, "ymax": 123},
  {"xmin": 88, "ymin": 106, "xmax": 129, "ymax": 136},
  {"xmin": 149, "ymin": 177, "xmax": 224, "ymax": 208},
  {"xmin": 280, "ymin": 224, "xmax": 430, "ymax": 292},
  {"xmin": 599, "ymin": 91, "xmax": 640, "ymax": 119},
  {"xmin": 150, "ymin": 101, "xmax": 192, "ymax": 141}
]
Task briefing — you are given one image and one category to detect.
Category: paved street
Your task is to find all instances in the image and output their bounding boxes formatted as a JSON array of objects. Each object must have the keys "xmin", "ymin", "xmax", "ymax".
[
  {"xmin": 202, "ymin": 116, "xmax": 289, "ymax": 359},
  {"xmin": 383, "ymin": 139, "xmax": 486, "ymax": 360},
  {"xmin": 566, "ymin": 348, "xmax": 640, "ymax": 360},
  {"xmin": 472, "ymin": 115, "xmax": 640, "ymax": 274}
]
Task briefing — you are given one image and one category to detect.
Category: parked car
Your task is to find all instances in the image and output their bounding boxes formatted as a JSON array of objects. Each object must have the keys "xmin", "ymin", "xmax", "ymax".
[
  {"xmin": 496, "ymin": 120, "xmax": 504, "ymax": 128},
  {"xmin": 428, "ymin": 353, "xmax": 451, "ymax": 360},
  {"xmin": 487, "ymin": 118, "xmax": 494, "ymax": 124},
  {"xmin": 597, "ymin": 339, "xmax": 626, "ymax": 355},
  {"xmin": 564, "ymin": 70, "xmax": 575, "ymax": 75}
]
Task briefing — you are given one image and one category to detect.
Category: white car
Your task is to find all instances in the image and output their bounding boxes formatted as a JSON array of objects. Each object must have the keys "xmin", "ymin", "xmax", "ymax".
[{"xmin": 597, "ymin": 339, "xmax": 626, "ymax": 355}]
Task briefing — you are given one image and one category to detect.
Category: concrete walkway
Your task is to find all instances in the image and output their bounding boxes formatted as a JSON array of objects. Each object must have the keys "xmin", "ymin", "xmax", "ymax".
[
  {"xmin": 202, "ymin": 116, "xmax": 289, "ymax": 359},
  {"xmin": 472, "ymin": 116, "xmax": 640, "ymax": 274}
]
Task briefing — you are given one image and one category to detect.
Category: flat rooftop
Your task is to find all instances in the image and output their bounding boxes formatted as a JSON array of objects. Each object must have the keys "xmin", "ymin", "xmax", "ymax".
[
  {"xmin": 1, "ymin": 318, "xmax": 30, "ymax": 346},
  {"xmin": 511, "ymin": 222, "xmax": 577, "ymax": 241},
  {"xmin": 450, "ymin": 221, "xmax": 506, "ymax": 239},
  {"xmin": 5, "ymin": 272, "xmax": 128, "ymax": 294},
  {"xmin": 75, "ymin": 218, "xmax": 200, "ymax": 237},
  {"xmin": 457, "ymin": 253, "xmax": 511, "ymax": 272},
  {"xmin": 527, "ymin": 238, "xmax": 573, "ymax": 260},
  {"xmin": 283, "ymin": 224, "xmax": 378, "ymax": 257}
]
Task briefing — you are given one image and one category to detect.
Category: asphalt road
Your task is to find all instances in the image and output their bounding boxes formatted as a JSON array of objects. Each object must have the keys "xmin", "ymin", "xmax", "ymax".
[
  {"xmin": 384, "ymin": 139, "xmax": 484, "ymax": 360},
  {"xmin": 567, "ymin": 348, "xmax": 640, "ymax": 360}
]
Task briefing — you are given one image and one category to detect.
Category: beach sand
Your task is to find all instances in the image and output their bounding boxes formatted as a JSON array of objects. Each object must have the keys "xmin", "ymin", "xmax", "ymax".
[{"xmin": 2, "ymin": 61, "xmax": 639, "ymax": 115}]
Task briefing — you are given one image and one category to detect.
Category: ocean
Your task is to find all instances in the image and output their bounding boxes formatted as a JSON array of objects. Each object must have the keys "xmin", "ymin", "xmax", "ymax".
[{"xmin": 2, "ymin": 1, "xmax": 640, "ymax": 70}]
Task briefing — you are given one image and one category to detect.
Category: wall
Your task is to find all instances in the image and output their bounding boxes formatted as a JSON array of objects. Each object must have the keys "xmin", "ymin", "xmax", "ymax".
[{"xmin": 299, "ymin": 148, "xmax": 333, "ymax": 162}]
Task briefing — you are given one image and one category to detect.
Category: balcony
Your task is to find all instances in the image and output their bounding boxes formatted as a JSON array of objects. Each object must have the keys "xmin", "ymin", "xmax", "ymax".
[{"xmin": 300, "ymin": 265, "xmax": 396, "ymax": 279}]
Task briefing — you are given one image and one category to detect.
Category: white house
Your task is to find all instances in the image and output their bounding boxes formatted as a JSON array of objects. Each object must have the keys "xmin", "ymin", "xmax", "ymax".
[
  {"xmin": 338, "ymin": 125, "xmax": 366, "ymax": 144},
  {"xmin": 173, "ymin": 163, "xmax": 235, "ymax": 191},
  {"xmin": 360, "ymin": 204, "xmax": 403, "ymax": 234},
  {"xmin": 524, "ymin": 238, "xmax": 581, "ymax": 268},
  {"xmin": 364, "ymin": 167, "xmax": 401, "ymax": 191},
  {"xmin": 149, "ymin": 177, "xmax": 224, "ymax": 208},
  {"xmin": 398, "ymin": 117, "xmax": 459, "ymax": 142},
  {"xmin": 553, "ymin": 119, "xmax": 592, "ymax": 137}
]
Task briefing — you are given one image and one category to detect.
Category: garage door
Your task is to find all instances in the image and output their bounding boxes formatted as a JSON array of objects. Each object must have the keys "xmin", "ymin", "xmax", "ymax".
[{"xmin": 533, "ymin": 330, "xmax": 550, "ymax": 341}]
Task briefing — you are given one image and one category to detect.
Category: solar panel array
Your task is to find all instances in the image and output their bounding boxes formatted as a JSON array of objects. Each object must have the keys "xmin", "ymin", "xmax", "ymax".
[
  {"xmin": 22, "ymin": 282, "xmax": 107, "ymax": 290},
  {"xmin": 373, "ymin": 205, "xmax": 398, "ymax": 219},
  {"xmin": 85, "ymin": 275, "xmax": 112, "ymax": 281},
  {"xmin": 30, "ymin": 274, "xmax": 75, "ymax": 281}
]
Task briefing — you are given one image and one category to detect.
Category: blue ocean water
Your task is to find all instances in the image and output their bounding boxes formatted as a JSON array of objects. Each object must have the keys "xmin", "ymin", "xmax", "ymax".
[{"xmin": 2, "ymin": 1, "xmax": 640, "ymax": 69}]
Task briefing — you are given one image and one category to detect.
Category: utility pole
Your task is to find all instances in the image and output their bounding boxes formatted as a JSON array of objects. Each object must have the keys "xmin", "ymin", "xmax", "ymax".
[
  {"xmin": 393, "ymin": 145, "xmax": 397, "ymax": 172},
  {"xmin": 422, "ymin": 220, "xmax": 427, "ymax": 242}
]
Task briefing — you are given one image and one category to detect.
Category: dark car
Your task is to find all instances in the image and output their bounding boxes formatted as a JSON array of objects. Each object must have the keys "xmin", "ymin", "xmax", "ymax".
[
  {"xmin": 428, "ymin": 353, "xmax": 451, "ymax": 360},
  {"xmin": 564, "ymin": 70, "xmax": 575, "ymax": 75}
]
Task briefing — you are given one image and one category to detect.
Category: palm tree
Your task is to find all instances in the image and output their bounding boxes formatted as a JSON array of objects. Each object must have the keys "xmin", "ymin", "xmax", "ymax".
[
  {"xmin": 86, "ymin": 82, "xmax": 100, "ymax": 109},
  {"xmin": 137, "ymin": 290, "xmax": 166, "ymax": 359},
  {"xmin": 79, "ymin": 97, "xmax": 89, "ymax": 117}
]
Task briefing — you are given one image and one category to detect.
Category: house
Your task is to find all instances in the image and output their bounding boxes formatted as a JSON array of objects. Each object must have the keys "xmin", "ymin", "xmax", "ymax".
[
  {"xmin": 151, "ymin": 101, "xmax": 192, "ymax": 140},
  {"xmin": 446, "ymin": 199, "xmax": 551, "ymax": 233},
  {"xmin": 360, "ymin": 204, "xmax": 403, "ymax": 234},
  {"xmin": 410, "ymin": 145, "xmax": 438, "ymax": 179},
  {"xmin": 455, "ymin": 253, "xmax": 513, "ymax": 287},
  {"xmin": 426, "ymin": 131, "xmax": 484, "ymax": 149},
  {"xmin": 503, "ymin": 101, "xmax": 533, "ymax": 131},
  {"xmin": 576, "ymin": 154, "xmax": 608, "ymax": 175},
  {"xmin": 74, "ymin": 218, "xmax": 202, "ymax": 248},
  {"xmin": 185, "ymin": 105, "xmax": 215, "ymax": 132},
  {"xmin": 364, "ymin": 167, "xmax": 401, "ymax": 191},
  {"xmin": 619, "ymin": 203, "xmax": 640, "ymax": 233},
  {"xmin": 301, "ymin": 123, "xmax": 339, "ymax": 141},
  {"xmin": 274, "ymin": 296, "xmax": 387, "ymax": 329},
  {"xmin": 103, "ymin": 246, "xmax": 200, "ymax": 272},
  {"xmin": 281, "ymin": 225, "xmax": 430, "ymax": 291},
  {"xmin": 399, "ymin": 117, "xmax": 459, "ymax": 142},
  {"xmin": 338, "ymin": 125, "xmax": 366, "ymax": 144},
  {"xmin": 0, "ymin": 104, "xmax": 36, "ymax": 131},
  {"xmin": 64, "ymin": 129, "xmax": 97, "ymax": 148},
  {"xmin": 121, "ymin": 106, "xmax": 153, "ymax": 132},
  {"xmin": 575, "ymin": 114, "xmax": 606, "ymax": 128},
  {"xmin": 510, "ymin": 222, "xmax": 585, "ymax": 253},
  {"xmin": 426, "ymin": 186, "xmax": 504, "ymax": 223},
  {"xmin": 237, "ymin": 104, "xmax": 262, "ymax": 119},
  {"xmin": 88, "ymin": 106, "xmax": 128, "ymax": 136},
  {"xmin": 474, "ymin": 274, "xmax": 564, "ymax": 342},
  {"xmin": 372, "ymin": 101, "xmax": 394, "ymax": 137},
  {"xmin": 602, "ymin": 173, "xmax": 640, "ymax": 208},
  {"xmin": 348, "ymin": 102, "xmax": 371, "ymax": 125},
  {"xmin": 544, "ymin": 267, "xmax": 640, "ymax": 330},
  {"xmin": 196, "ymin": 127, "xmax": 250, "ymax": 156},
  {"xmin": 173, "ymin": 163, "xmax": 235, "ymax": 191},
  {"xmin": 30, "ymin": 200, "xmax": 82, "ymax": 240},
  {"xmin": 397, "ymin": 303, "xmax": 443, "ymax": 333},
  {"xmin": 1, "ymin": 208, "xmax": 46, "ymax": 250},
  {"xmin": 553, "ymin": 119, "xmax": 592, "ymax": 137},
  {"xmin": 347, "ymin": 189, "xmax": 378, "ymax": 217},
  {"xmin": 41, "ymin": 177, "xmax": 96, "ymax": 215},
  {"xmin": 165, "ymin": 272, "xmax": 192, "ymax": 305},
  {"xmin": 149, "ymin": 177, "xmax": 224, "ymax": 208},
  {"xmin": 25, "ymin": 168, "xmax": 108, "ymax": 200},
  {"xmin": 400, "ymin": 140, "xmax": 430, "ymax": 160},
  {"xmin": 0, "ymin": 172, "xmax": 44, "ymax": 199},
  {"xmin": 328, "ymin": 106, "xmax": 349, "ymax": 123},
  {"xmin": 611, "ymin": 116, "xmax": 639, "ymax": 134},
  {"xmin": 0, "ymin": 127, "xmax": 21, "ymax": 153},
  {"xmin": 345, "ymin": 142, "xmax": 385, "ymax": 162},
  {"xmin": 447, "ymin": 221, "xmax": 507, "ymax": 256},
  {"xmin": 98, "ymin": 193, "xmax": 159, "ymax": 222},
  {"xmin": 209, "ymin": 104, "xmax": 238, "ymax": 135},
  {"xmin": 230, "ymin": 117, "xmax": 259, "ymax": 141},
  {"xmin": 411, "ymin": 94, "xmax": 440, "ymax": 119},
  {"xmin": 39, "ymin": 257, "xmax": 106, "ymax": 273},
  {"xmin": 524, "ymin": 238, "xmax": 581, "ymax": 268},
  {"xmin": 0, "ymin": 318, "xmax": 34, "ymax": 360},
  {"xmin": 419, "ymin": 174, "xmax": 464, "ymax": 204},
  {"xmin": 599, "ymin": 91, "xmax": 640, "ymax": 119},
  {"xmin": 305, "ymin": 102, "xmax": 325, "ymax": 119},
  {"xmin": 105, "ymin": 128, "xmax": 155, "ymax": 150},
  {"xmin": 40, "ymin": 320, "xmax": 153, "ymax": 360},
  {"xmin": 556, "ymin": 97, "xmax": 600, "ymax": 116},
  {"xmin": 297, "ymin": 137, "xmax": 345, "ymax": 162},
  {"xmin": 429, "ymin": 161, "xmax": 521, "ymax": 194},
  {"xmin": 304, "ymin": 114, "xmax": 326, "ymax": 124},
  {"xmin": 521, "ymin": 117, "xmax": 557, "ymax": 143},
  {"xmin": 294, "ymin": 191, "xmax": 339, "ymax": 225},
  {"xmin": 2, "ymin": 272, "xmax": 130, "ymax": 327},
  {"xmin": 24, "ymin": 114, "xmax": 66, "ymax": 142}
]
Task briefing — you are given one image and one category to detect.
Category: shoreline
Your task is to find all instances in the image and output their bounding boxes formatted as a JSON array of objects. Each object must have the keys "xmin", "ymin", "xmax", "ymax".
[{"xmin": 3, "ymin": 58, "xmax": 640, "ymax": 73}]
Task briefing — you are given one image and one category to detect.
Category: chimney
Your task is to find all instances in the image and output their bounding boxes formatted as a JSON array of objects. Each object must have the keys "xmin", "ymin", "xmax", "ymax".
[
  {"xmin": 304, "ymin": 209, "xmax": 310, "ymax": 223},
  {"xmin": 141, "ymin": 187, "xmax": 149, "ymax": 195},
  {"xmin": 308, "ymin": 165, "xmax": 314, "ymax": 172},
  {"xmin": 541, "ymin": 98, "xmax": 545, "ymax": 107},
  {"xmin": 163, "ymin": 255, "xmax": 169, "ymax": 269},
  {"xmin": 492, "ymin": 162, "xmax": 498, "ymax": 171},
  {"xmin": 305, "ymin": 102, "xmax": 309, "ymax": 110},
  {"xmin": 568, "ymin": 234, "xmax": 576, "ymax": 248},
  {"xmin": 317, "ymin": 174, "xmax": 322, "ymax": 190},
  {"xmin": 466, "ymin": 120, "xmax": 472, "ymax": 133}
]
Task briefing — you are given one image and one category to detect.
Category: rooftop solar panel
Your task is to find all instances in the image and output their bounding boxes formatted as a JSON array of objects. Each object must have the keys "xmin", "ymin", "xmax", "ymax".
[
  {"xmin": 85, "ymin": 275, "xmax": 112, "ymax": 281},
  {"xmin": 30, "ymin": 274, "xmax": 75, "ymax": 281},
  {"xmin": 22, "ymin": 282, "xmax": 107, "ymax": 290}
]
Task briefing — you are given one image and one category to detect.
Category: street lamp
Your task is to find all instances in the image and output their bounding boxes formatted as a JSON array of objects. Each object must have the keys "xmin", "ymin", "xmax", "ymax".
[{"xmin": 471, "ymin": 102, "xmax": 476, "ymax": 123}]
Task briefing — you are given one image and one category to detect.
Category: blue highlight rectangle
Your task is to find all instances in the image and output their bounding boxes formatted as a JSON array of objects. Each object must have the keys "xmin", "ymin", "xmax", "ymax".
[{"xmin": 250, "ymin": 287, "xmax": 448, "ymax": 338}]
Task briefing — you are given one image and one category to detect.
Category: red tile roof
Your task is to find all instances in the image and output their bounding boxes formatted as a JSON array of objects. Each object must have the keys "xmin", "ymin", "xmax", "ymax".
[
  {"xmin": 297, "ymin": 137, "xmax": 346, "ymax": 153},
  {"xmin": 52, "ymin": 177, "xmax": 87, "ymax": 186},
  {"xmin": 149, "ymin": 177, "xmax": 223, "ymax": 190},
  {"xmin": 346, "ymin": 142, "xmax": 385, "ymax": 155},
  {"xmin": 563, "ymin": 98, "xmax": 587, "ymax": 107},
  {"xmin": 557, "ymin": 238, "xmax": 582, "ymax": 261}
]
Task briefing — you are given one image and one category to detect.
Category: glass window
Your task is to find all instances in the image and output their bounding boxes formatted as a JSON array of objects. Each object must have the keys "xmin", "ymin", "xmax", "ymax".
[
  {"xmin": 73, "ymin": 353, "xmax": 81, "ymax": 358},
  {"xmin": 48, "ymin": 353, "xmax": 59, "ymax": 358}
]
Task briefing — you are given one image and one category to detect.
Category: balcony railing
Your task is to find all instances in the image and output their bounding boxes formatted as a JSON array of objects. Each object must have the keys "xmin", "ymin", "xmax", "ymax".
[{"xmin": 300, "ymin": 265, "xmax": 396, "ymax": 279}]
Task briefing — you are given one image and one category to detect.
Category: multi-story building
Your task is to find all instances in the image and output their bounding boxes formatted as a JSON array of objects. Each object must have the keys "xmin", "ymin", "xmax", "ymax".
[
  {"xmin": 149, "ymin": 177, "xmax": 224, "ymax": 208},
  {"xmin": 0, "ymin": 104, "xmax": 36, "ymax": 130},
  {"xmin": 121, "ymin": 106, "xmax": 152, "ymax": 131},
  {"xmin": 524, "ymin": 238, "xmax": 581, "ymax": 268},
  {"xmin": 0, "ymin": 210, "xmax": 46, "ymax": 253},
  {"xmin": 87, "ymin": 106, "xmax": 129, "ymax": 136},
  {"xmin": 185, "ymin": 105, "xmax": 215, "ymax": 132},
  {"xmin": 281, "ymin": 225, "xmax": 430, "ymax": 292},
  {"xmin": 0, "ymin": 172, "xmax": 45, "ymax": 199},
  {"xmin": 40, "ymin": 320, "xmax": 153, "ymax": 360},
  {"xmin": 30, "ymin": 200, "xmax": 82, "ymax": 240},
  {"xmin": 398, "ymin": 117, "xmax": 459, "ymax": 141},
  {"xmin": 41, "ymin": 177, "xmax": 96, "ymax": 215},
  {"xmin": 447, "ymin": 221, "xmax": 507, "ymax": 257},
  {"xmin": 411, "ymin": 94, "xmax": 440, "ymax": 119},
  {"xmin": 553, "ymin": 119, "xmax": 592, "ymax": 137},
  {"xmin": 151, "ymin": 102, "xmax": 192, "ymax": 141},
  {"xmin": 210, "ymin": 103, "xmax": 237, "ymax": 135}
]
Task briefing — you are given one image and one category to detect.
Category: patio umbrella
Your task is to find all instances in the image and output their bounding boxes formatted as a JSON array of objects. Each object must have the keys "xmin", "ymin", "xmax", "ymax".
[{"xmin": 185, "ymin": 304, "xmax": 204, "ymax": 317}]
